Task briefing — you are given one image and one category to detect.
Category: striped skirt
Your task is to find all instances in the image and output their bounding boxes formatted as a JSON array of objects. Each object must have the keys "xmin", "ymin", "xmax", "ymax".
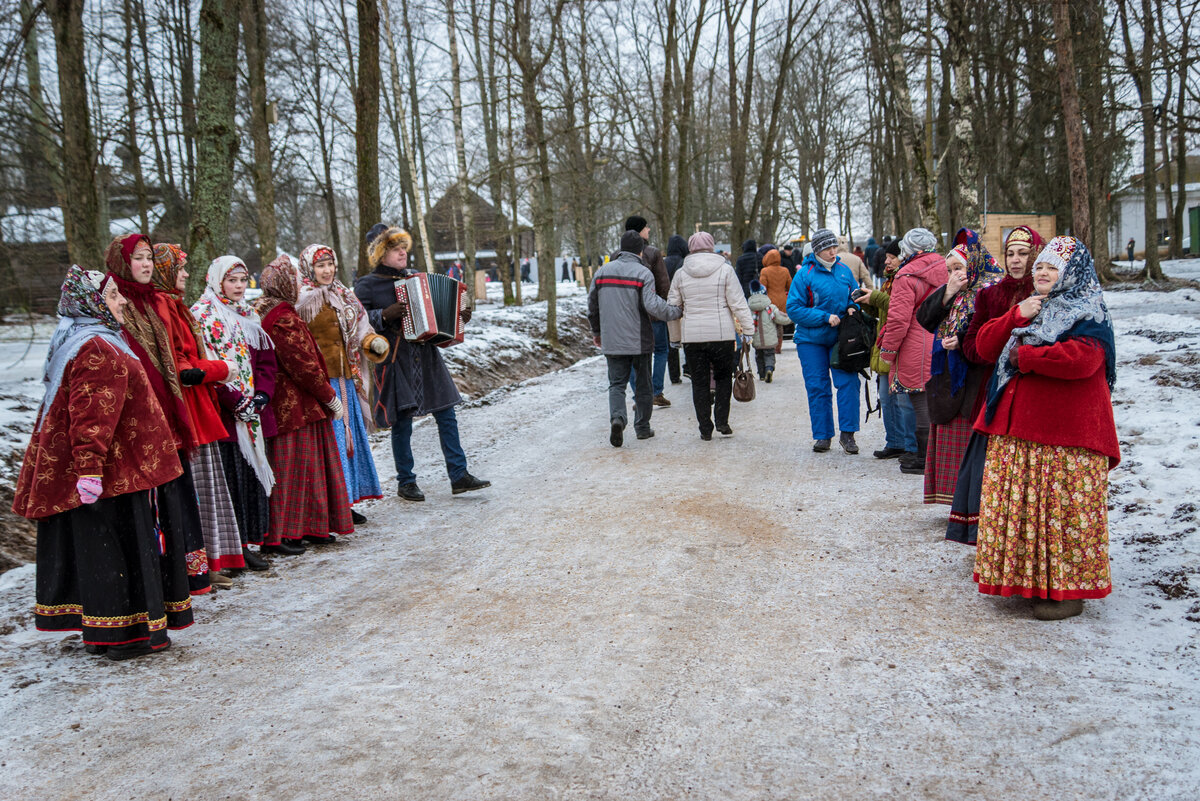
[
  {"xmin": 266, "ymin": 420, "xmax": 354, "ymax": 544},
  {"xmin": 924, "ymin": 415, "xmax": 972, "ymax": 505},
  {"xmin": 190, "ymin": 442, "xmax": 245, "ymax": 571},
  {"xmin": 329, "ymin": 379, "xmax": 383, "ymax": 505},
  {"xmin": 974, "ymin": 434, "xmax": 1112, "ymax": 600}
]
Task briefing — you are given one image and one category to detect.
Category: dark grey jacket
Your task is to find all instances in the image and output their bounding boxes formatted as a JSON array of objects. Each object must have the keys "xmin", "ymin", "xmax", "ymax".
[{"xmin": 587, "ymin": 252, "xmax": 681, "ymax": 356}]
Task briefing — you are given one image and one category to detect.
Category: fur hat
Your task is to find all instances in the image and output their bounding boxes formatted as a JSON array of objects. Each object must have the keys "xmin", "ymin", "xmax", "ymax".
[
  {"xmin": 365, "ymin": 222, "xmax": 389, "ymax": 245},
  {"xmin": 368, "ymin": 227, "xmax": 413, "ymax": 268}
]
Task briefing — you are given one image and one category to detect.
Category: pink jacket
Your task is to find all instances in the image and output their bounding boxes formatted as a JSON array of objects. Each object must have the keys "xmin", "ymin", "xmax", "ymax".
[{"xmin": 878, "ymin": 251, "xmax": 947, "ymax": 390}]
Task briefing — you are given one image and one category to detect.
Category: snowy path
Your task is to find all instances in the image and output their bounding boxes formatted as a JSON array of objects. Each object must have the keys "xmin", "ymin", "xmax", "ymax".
[{"xmin": 2, "ymin": 312, "xmax": 1199, "ymax": 798}]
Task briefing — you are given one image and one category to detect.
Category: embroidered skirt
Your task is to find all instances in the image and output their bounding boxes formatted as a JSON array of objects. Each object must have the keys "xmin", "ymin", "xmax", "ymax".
[
  {"xmin": 945, "ymin": 431, "xmax": 988, "ymax": 545},
  {"xmin": 190, "ymin": 442, "xmax": 245, "ymax": 571},
  {"xmin": 924, "ymin": 415, "xmax": 972, "ymax": 505},
  {"xmin": 218, "ymin": 440, "xmax": 271, "ymax": 547},
  {"xmin": 266, "ymin": 420, "xmax": 354, "ymax": 543},
  {"xmin": 329, "ymin": 379, "xmax": 383, "ymax": 505},
  {"xmin": 974, "ymin": 434, "xmax": 1112, "ymax": 600},
  {"xmin": 158, "ymin": 451, "xmax": 210, "ymax": 595},
  {"xmin": 35, "ymin": 491, "xmax": 193, "ymax": 647}
]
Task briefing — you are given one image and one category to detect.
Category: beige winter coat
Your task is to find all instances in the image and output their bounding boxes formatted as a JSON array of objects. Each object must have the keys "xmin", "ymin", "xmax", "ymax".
[{"xmin": 667, "ymin": 252, "xmax": 755, "ymax": 343}]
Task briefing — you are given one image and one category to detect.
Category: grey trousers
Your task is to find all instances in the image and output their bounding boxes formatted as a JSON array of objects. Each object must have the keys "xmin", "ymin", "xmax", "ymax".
[{"xmin": 606, "ymin": 353, "xmax": 653, "ymax": 434}]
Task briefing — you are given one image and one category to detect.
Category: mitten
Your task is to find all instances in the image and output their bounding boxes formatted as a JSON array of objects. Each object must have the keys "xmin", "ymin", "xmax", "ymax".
[
  {"xmin": 76, "ymin": 475, "xmax": 103, "ymax": 504},
  {"xmin": 369, "ymin": 337, "xmax": 389, "ymax": 355},
  {"xmin": 233, "ymin": 396, "xmax": 257, "ymax": 422},
  {"xmin": 179, "ymin": 368, "xmax": 205, "ymax": 386},
  {"xmin": 325, "ymin": 395, "xmax": 345, "ymax": 420},
  {"xmin": 381, "ymin": 301, "xmax": 407, "ymax": 323},
  {"xmin": 252, "ymin": 391, "xmax": 270, "ymax": 409}
]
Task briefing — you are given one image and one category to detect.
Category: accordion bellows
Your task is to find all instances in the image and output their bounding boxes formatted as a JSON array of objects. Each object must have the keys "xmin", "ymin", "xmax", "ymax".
[{"xmin": 394, "ymin": 272, "xmax": 468, "ymax": 347}]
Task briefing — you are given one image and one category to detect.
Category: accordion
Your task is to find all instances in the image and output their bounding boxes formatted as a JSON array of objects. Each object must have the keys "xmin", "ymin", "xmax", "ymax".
[{"xmin": 394, "ymin": 272, "xmax": 469, "ymax": 347}]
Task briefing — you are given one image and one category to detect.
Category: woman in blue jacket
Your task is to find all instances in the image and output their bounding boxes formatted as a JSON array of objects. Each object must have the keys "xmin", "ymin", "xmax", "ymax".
[{"xmin": 786, "ymin": 228, "xmax": 863, "ymax": 453}]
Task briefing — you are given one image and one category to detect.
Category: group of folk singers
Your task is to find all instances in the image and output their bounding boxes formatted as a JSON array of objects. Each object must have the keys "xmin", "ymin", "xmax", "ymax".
[
  {"xmin": 13, "ymin": 224, "xmax": 488, "ymax": 661},
  {"xmin": 12, "ymin": 217, "xmax": 1120, "ymax": 662}
]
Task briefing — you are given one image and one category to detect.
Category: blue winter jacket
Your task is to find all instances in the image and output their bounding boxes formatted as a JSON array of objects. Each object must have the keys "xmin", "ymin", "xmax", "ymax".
[{"xmin": 786, "ymin": 252, "xmax": 861, "ymax": 347}]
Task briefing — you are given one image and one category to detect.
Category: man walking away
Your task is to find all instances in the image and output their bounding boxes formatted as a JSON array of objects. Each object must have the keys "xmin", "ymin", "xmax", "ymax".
[{"xmin": 589, "ymin": 231, "xmax": 682, "ymax": 446}]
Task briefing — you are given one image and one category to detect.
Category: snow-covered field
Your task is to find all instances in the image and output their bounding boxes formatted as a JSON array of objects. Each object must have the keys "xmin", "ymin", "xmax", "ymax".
[{"xmin": 0, "ymin": 265, "xmax": 1197, "ymax": 798}]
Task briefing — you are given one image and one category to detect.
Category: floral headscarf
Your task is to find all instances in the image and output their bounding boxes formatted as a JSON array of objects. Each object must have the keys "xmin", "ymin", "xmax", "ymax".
[
  {"xmin": 254, "ymin": 254, "xmax": 301, "ymax": 318},
  {"xmin": 938, "ymin": 228, "xmax": 1003, "ymax": 341},
  {"xmin": 984, "ymin": 237, "xmax": 1116, "ymax": 423},
  {"xmin": 151, "ymin": 243, "xmax": 188, "ymax": 294},
  {"xmin": 295, "ymin": 243, "xmax": 375, "ymax": 399},
  {"xmin": 190, "ymin": 256, "xmax": 275, "ymax": 493},
  {"xmin": 38, "ymin": 266, "xmax": 134, "ymax": 428}
]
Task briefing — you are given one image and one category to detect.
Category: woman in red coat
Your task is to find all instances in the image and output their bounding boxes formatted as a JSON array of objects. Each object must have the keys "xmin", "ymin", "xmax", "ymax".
[
  {"xmin": 971, "ymin": 237, "xmax": 1118, "ymax": 620},
  {"xmin": 255, "ymin": 256, "xmax": 353, "ymax": 551},
  {"xmin": 105, "ymin": 234, "xmax": 213, "ymax": 595},
  {"xmin": 13, "ymin": 265, "xmax": 192, "ymax": 660},
  {"xmin": 150, "ymin": 243, "xmax": 249, "ymax": 580}
]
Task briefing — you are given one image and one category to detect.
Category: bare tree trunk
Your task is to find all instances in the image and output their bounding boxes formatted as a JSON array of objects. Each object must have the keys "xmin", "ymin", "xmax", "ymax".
[
  {"xmin": 242, "ymin": 0, "xmax": 276, "ymax": 261},
  {"xmin": 46, "ymin": 0, "xmax": 102, "ymax": 270},
  {"xmin": 1118, "ymin": 0, "xmax": 1163, "ymax": 279},
  {"xmin": 470, "ymin": 0, "xmax": 512, "ymax": 304},
  {"xmin": 188, "ymin": 0, "xmax": 240, "ymax": 296},
  {"xmin": 1052, "ymin": 0, "xmax": 1091, "ymax": 249},
  {"xmin": 445, "ymin": 0, "xmax": 477, "ymax": 303},
  {"xmin": 355, "ymin": 0, "xmax": 381, "ymax": 275},
  {"xmin": 946, "ymin": 0, "xmax": 979, "ymax": 230}
]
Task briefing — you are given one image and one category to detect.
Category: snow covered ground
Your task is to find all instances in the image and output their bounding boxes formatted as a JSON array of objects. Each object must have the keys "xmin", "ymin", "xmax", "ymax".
[{"xmin": 0, "ymin": 266, "xmax": 1197, "ymax": 798}]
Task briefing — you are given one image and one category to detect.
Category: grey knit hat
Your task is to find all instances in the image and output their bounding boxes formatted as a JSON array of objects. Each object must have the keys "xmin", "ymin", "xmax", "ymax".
[
  {"xmin": 899, "ymin": 227, "xmax": 939, "ymax": 259},
  {"xmin": 809, "ymin": 228, "xmax": 838, "ymax": 255}
]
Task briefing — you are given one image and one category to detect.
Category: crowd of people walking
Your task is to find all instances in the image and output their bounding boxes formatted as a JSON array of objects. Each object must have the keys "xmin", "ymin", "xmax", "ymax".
[
  {"xmin": 13, "ymin": 226, "xmax": 488, "ymax": 661},
  {"xmin": 588, "ymin": 217, "xmax": 1118, "ymax": 622},
  {"xmin": 13, "ymin": 210, "xmax": 1120, "ymax": 662}
]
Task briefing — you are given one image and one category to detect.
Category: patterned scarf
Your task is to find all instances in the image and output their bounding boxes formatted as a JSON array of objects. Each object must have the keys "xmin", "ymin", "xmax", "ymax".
[
  {"xmin": 984, "ymin": 237, "xmax": 1117, "ymax": 423},
  {"xmin": 38, "ymin": 266, "xmax": 134, "ymax": 429},
  {"xmin": 938, "ymin": 228, "xmax": 1003, "ymax": 340},
  {"xmin": 150, "ymin": 243, "xmax": 209, "ymax": 359},
  {"xmin": 255, "ymin": 254, "xmax": 300, "ymax": 318},
  {"xmin": 295, "ymin": 244, "xmax": 373, "ymax": 397},
  {"xmin": 104, "ymin": 234, "xmax": 184, "ymax": 404},
  {"xmin": 191, "ymin": 256, "xmax": 275, "ymax": 493}
]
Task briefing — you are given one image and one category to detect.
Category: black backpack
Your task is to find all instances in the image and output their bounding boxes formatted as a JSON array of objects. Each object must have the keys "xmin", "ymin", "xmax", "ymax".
[{"xmin": 830, "ymin": 305, "xmax": 875, "ymax": 373}]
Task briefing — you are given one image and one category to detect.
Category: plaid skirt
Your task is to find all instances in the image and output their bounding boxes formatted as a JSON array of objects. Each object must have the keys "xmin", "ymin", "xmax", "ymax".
[
  {"xmin": 218, "ymin": 441, "xmax": 271, "ymax": 546},
  {"xmin": 35, "ymin": 491, "xmax": 192, "ymax": 647},
  {"xmin": 945, "ymin": 431, "xmax": 988, "ymax": 545},
  {"xmin": 974, "ymin": 434, "xmax": 1111, "ymax": 600},
  {"xmin": 924, "ymin": 415, "xmax": 972, "ymax": 505},
  {"xmin": 266, "ymin": 421, "xmax": 354, "ymax": 544},
  {"xmin": 190, "ymin": 442, "xmax": 245, "ymax": 571}
]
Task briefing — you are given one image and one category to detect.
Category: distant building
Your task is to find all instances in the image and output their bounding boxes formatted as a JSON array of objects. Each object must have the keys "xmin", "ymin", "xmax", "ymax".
[
  {"xmin": 425, "ymin": 184, "xmax": 534, "ymax": 273},
  {"xmin": 1109, "ymin": 152, "xmax": 1200, "ymax": 258},
  {"xmin": 979, "ymin": 211, "xmax": 1057, "ymax": 259}
]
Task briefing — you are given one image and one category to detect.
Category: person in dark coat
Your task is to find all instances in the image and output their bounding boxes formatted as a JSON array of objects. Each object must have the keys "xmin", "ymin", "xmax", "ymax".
[
  {"xmin": 735, "ymin": 239, "xmax": 760, "ymax": 297},
  {"xmin": 664, "ymin": 234, "xmax": 689, "ymax": 383},
  {"xmin": 353, "ymin": 226, "xmax": 490, "ymax": 502},
  {"xmin": 780, "ymin": 243, "xmax": 799, "ymax": 277}
]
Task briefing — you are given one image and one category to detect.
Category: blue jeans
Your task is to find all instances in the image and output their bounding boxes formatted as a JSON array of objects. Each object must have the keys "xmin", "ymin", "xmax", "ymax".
[
  {"xmin": 389, "ymin": 406, "xmax": 468, "ymax": 486},
  {"xmin": 796, "ymin": 342, "xmax": 860, "ymax": 440},
  {"xmin": 878, "ymin": 374, "xmax": 917, "ymax": 452},
  {"xmin": 630, "ymin": 321, "xmax": 669, "ymax": 396}
]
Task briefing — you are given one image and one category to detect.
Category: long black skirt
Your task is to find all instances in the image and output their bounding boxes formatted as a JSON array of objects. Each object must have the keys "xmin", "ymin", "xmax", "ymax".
[
  {"xmin": 945, "ymin": 431, "xmax": 988, "ymax": 545},
  {"xmin": 218, "ymin": 441, "xmax": 270, "ymax": 547},
  {"xmin": 35, "ymin": 491, "xmax": 193, "ymax": 648},
  {"xmin": 159, "ymin": 451, "xmax": 211, "ymax": 595}
]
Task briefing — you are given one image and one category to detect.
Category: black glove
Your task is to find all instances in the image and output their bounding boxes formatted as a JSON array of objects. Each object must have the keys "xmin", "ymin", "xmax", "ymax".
[
  {"xmin": 381, "ymin": 301, "xmax": 407, "ymax": 323},
  {"xmin": 179, "ymin": 368, "xmax": 205, "ymax": 386},
  {"xmin": 252, "ymin": 391, "xmax": 270, "ymax": 409},
  {"xmin": 233, "ymin": 396, "xmax": 257, "ymax": 422}
]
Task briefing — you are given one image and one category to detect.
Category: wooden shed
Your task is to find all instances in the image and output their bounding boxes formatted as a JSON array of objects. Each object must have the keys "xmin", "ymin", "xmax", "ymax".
[{"xmin": 979, "ymin": 212, "xmax": 1056, "ymax": 258}]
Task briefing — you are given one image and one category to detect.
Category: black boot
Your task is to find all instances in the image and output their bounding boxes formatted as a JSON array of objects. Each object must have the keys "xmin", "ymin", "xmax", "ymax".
[
  {"xmin": 262, "ymin": 540, "xmax": 306, "ymax": 555},
  {"xmin": 242, "ymin": 547, "xmax": 270, "ymax": 571},
  {"xmin": 900, "ymin": 427, "xmax": 928, "ymax": 474},
  {"xmin": 451, "ymin": 473, "xmax": 491, "ymax": 494},
  {"xmin": 351, "ymin": 510, "xmax": 367, "ymax": 525}
]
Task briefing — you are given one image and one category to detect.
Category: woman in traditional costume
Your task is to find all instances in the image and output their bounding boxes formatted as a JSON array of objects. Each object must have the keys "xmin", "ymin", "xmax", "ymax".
[
  {"xmin": 150, "ymin": 243, "xmax": 247, "ymax": 582},
  {"xmin": 14, "ymin": 265, "xmax": 192, "ymax": 660},
  {"xmin": 971, "ymin": 237, "xmax": 1118, "ymax": 620},
  {"xmin": 104, "ymin": 234, "xmax": 213, "ymax": 595},
  {"xmin": 914, "ymin": 228, "xmax": 1004, "ymax": 505},
  {"xmin": 255, "ymin": 256, "xmax": 354, "ymax": 548},
  {"xmin": 946, "ymin": 225, "xmax": 1043, "ymax": 545},
  {"xmin": 296, "ymin": 244, "xmax": 388, "ymax": 522},
  {"xmin": 191, "ymin": 257, "xmax": 278, "ymax": 560}
]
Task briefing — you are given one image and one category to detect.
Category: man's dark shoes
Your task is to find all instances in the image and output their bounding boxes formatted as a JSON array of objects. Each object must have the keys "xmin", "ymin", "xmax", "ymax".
[
  {"xmin": 765, "ymin": 370, "xmax": 773, "ymax": 383},
  {"xmin": 242, "ymin": 546, "xmax": 269, "ymax": 571},
  {"xmin": 813, "ymin": 438, "xmax": 831, "ymax": 452},
  {"xmin": 873, "ymin": 447, "xmax": 906, "ymax": 459},
  {"xmin": 700, "ymin": 430, "xmax": 713, "ymax": 441},
  {"xmin": 610, "ymin": 420, "xmax": 625, "ymax": 447},
  {"xmin": 397, "ymin": 482, "xmax": 426, "ymax": 502},
  {"xmin": 839, "ymin": 432, "xmax": 859, "ymax": 454},
  {"xmin": 451, "ymin": 473, "xmax": 491, "ymax": 494},
  {"xmin": 636, "ymin": 429, "xmax": 655, "ymax": 440},
  {"xmin": 652, "ymin": 394, "xmax": 671, "ymax": 407},
  {"xmin": 716, "ymin": 424, "xmax": 733, "ymax": 436},
  {"xmin": 351, "ymin": 510, "xmax": 367, "ymax": 525},
  {"xmin": 262, "ymin": 540, "xmax": 306, "ymax": 556},
  {"xmin": 899, "ymin": 454, "xmax": 925, "ymax": 474}
]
